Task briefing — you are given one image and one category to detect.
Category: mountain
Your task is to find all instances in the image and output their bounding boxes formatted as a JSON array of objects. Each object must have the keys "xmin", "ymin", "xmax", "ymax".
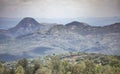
[
  {"xmin": 66, "ymin": 21, "xmax": 89, "ymax": 27},
  {"xmin": 7, "ymin": 17, "xmax": 45, "ymax": 37},
  {"xmin": 0, "ymin": 53, "xmax": 31, "ymax": 61},
  {"xmin": 0, "ymin": 29, "xmax": 11, "ymax": 42},
  {"xmin": 48, "ymin": 24, "xmax": 67, "ymax": 35},
  {"xmin": 65, "ymin": 21, "xmax": 120, "ymax": 35},
  {"xmin": 48, "ymin": 21, "xmax": 91, "ymax": 35},
  {"xmin": 103, "ymin": 23, "xmax": 120, "ymax": 33},
  {"xmin": 65, "ymin": 21, "xmax": 92, "ymax": 34},
  {"xmin": 0, "ymin": 17, "xmax": 120, "ymax": 61}
]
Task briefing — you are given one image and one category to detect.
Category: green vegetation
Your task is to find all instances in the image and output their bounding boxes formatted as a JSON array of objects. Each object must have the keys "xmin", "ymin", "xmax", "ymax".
[
  {"xmin": 15, "ymin": 65, "xmax": 24, "ymax": 74},
  {"xmin": 0, "ymin": 62, "xmax": 4, "ymax": 74},
  {"xmin": 0, "ymin": 53, "xmax": 120, "ymax": 74}
]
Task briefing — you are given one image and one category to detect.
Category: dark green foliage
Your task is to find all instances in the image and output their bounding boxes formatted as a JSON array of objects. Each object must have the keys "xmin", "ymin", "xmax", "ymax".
[
  {"xmin": 1, "ymin": 53, "xmax": 120, "ymax": 74},
  {"xmin": 84, "ymin": 60, "xmax": 96, "ymax": 74},
  {"xmin": 110, "ymin": 59, "xmax": 120, "ymax": 68},
  {"xmin": 17, "ymin": 58, "xmax": 28, "ymax": 69},
  {"xmin": 0, "ymin": 62, "xmax": 4, "ymax": 74},
  {"xmin": 49, "ymin": 56, "xmax": 62, "ymax": 74},
  {"xmin": 15, "ymin": 65, "xmax": 24, "ymax": 74},
  {"xmin": 72, "ymin": 62, "xmax": 86, "ymax": 74},
  {"xmin": 32, "ymin": 59, "xmax": 41, "ymax": 74},
  {"xmin": 25, "ymin": 66, "xmax": 34, "ymax": 74}
]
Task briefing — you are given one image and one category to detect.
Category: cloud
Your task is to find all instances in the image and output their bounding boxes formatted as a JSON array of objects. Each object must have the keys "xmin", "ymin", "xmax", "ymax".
[{"xmin": 0, "ymin": 0, "xmax": 120, "ymax": 18}]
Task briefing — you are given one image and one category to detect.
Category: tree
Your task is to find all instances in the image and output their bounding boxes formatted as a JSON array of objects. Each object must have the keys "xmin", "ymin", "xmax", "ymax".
[
  {"xmin": 102, "ymin": 65, "xmax": 114, "ymax": 74},
  {"xmin": 67, "ymin": 71, "xmax": 71, "ymax": 74},
  {"xmin": 72, "ymin": 62, "xmax": 86, "ymax": 74},
  {"xmin": 49, "ymin": 56, "xmax": 61, "ymax": 74},
  {"xmin": 0, "ymin": 62, "xmax": 4, "ymax": 74},
  {"xmin": 94, "ymin": 64, "xmax": 102, "ymax": 74},
  {"xmin": 110, "ymin": 59, "xmax": 120, "ymax": 68},
  {"xmin": 84, "ymin": 60, "xmax": 96, "ymax": 74},
  {"xmin": 35, "ymin": 67, "xmax": 51, "ymax": 74},
  {"xmin": 33, "ymin": 59, "xmax": 42, "ymax": 74},
  {"xmin": 17, "ymin": 58, "xmax": 28, "ymax": 74},
  {"xmin": 112, "ymin": 67, "xmax": 120, "ymax": 74},
  {"xmin": 17, "ymin": 58, "xmax": 28, "ymax": 69},
  {"xmin": 25, "ymin": 66, "xmax": 34, "ymax": 74},
  {"xmin": 15, "ymin": 65, "xmax": 24, "ymax": 74},
  {"xmin": 61, "ymin": 61, "xmax": 72, "ymax": 74},
  {"xmin": 3, "ymin": 68, "xmax": 11, "ymax": 74}
]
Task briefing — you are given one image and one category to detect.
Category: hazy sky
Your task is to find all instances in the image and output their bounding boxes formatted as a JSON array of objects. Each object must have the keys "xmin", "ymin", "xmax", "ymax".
[{"xmin": 0, "ymin": 0, "xmax": 120, "ymax": 18}]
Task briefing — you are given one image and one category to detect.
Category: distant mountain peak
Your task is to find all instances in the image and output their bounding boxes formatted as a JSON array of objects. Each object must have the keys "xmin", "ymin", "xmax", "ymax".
[
  {"xmin": 108, "ymin": 22, "xmax": 120, "ymax": 26},
  {"xmin": 69, "ymin": 21, "xmax": 81, "ymax": 24},
  {"xmin": 23, "ymin": 17, "xmax": 34, "ymax": 19},
  {"xmin": 7, "ymin": 17, "xmax": 44, "ymax": 37},
  {"xmin": 20, "ymin": 17, "xmax": 38, "ymax": 23},
  {"xmin": 17, "ymin": 17, "xmax": 40, "ymax": 27},
  {"xmin": 66, "ymin": 21, "xmax": 89, "ymax": 27},
  {"xmin": 20, "ymin": 17, "xmax": 36, "ymax": 22}
]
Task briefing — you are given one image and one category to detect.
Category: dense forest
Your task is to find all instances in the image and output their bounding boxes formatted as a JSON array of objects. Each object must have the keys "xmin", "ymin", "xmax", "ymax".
[{"xmin": 0, "ymin": 53, "xmax": 120, "ymax": 74}]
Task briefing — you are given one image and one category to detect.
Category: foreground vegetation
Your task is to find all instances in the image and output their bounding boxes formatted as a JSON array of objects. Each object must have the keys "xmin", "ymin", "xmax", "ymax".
[{"xmin": 0, "ymin": 52, "xmax": 120, "ymax": 74}]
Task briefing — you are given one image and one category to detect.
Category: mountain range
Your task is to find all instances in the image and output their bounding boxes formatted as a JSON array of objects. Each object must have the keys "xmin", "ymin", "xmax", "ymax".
[{"xmin": 0, "ymin": 17, "xmax": 120, "ymax": 61}]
